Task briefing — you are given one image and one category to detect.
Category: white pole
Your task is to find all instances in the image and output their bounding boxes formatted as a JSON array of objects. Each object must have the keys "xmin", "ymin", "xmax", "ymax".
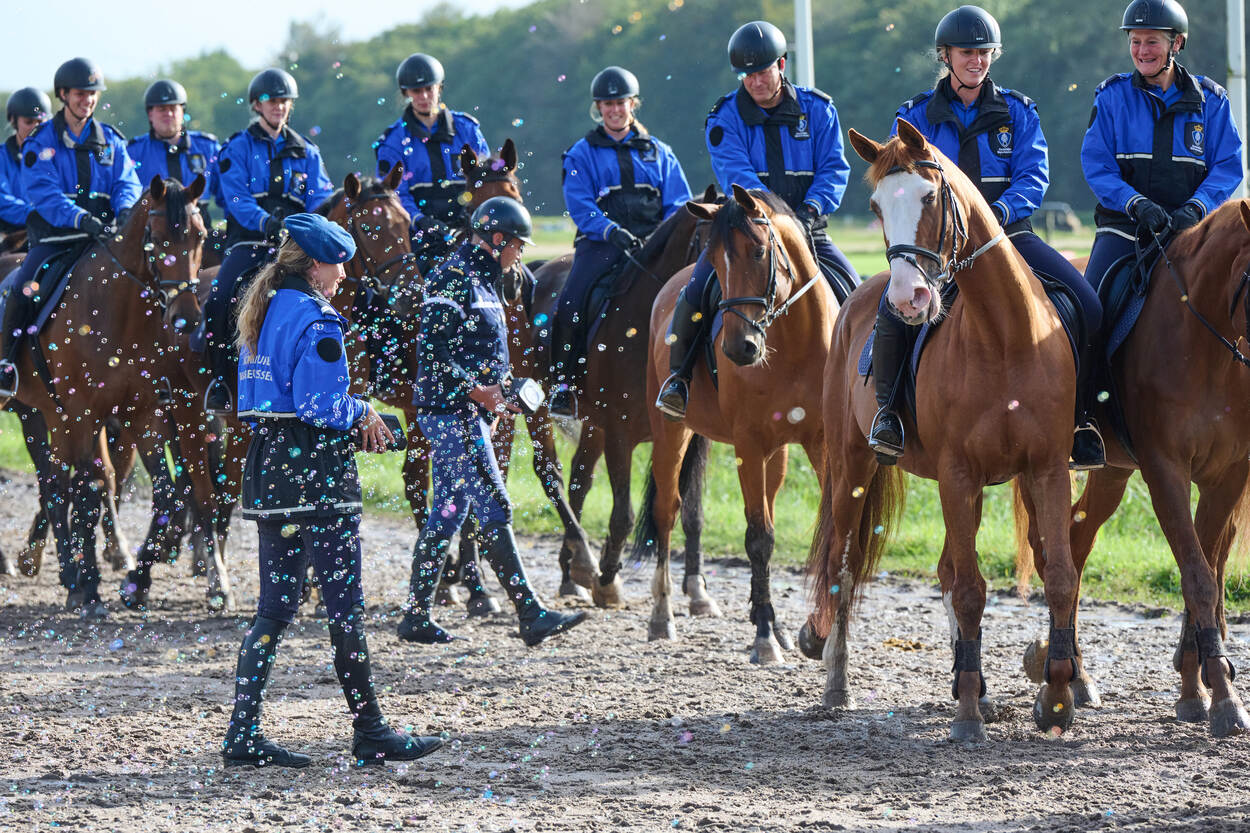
[
  {"xmin": 1229, "ymin": 0, "xmax": 1248, "ymax": 198},
  {"xmin": 794, "ymin": 0, "xmax": 815, "ymax": 89}
]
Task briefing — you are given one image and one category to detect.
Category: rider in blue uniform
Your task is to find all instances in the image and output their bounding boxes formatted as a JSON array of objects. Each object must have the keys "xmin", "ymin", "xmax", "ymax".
[
  {"xmin": 0, "ymin": 58, "xmax": 141, "ymax": 403},
  {"xmin": 0, "ymin": 87, "xmax": 52, "ymax": 244},
  {"xmin": 225, "ymin": 211, "xmax": 443, "ymax": 769},
  {"xmin": 373, "ymin": 53, "xmax": 490, "ymax": 270},
  {"xmin": 869, "ymin": 5, "xmax": 1107, "ymax": 470},
  {"xmin": 396, "ymin": 196, "xmax": 588, "ymax": 646},
  {"xmin": 547, "ymin": 66, "xmax": 692, "ymax": 418},
  {"xmin": 654, "ymin": 21, "xmax": 860, "ymax": 420},
  {"xmin": 1081, "ymin": 0, "xmax": 1242, "ymax": 290},
  {"xmin": 203, "ymin": 68, "xmax": 334, "ymax": 414}
]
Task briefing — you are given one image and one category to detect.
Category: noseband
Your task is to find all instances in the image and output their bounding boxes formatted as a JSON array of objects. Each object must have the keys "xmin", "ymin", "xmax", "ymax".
[
  {"xmin": 717, "ymin": 214, "xmax": 822, "ymax": 337},
  {"xmin": 141, "ymin": 218, "xmax": 202, "ymax": 309}
]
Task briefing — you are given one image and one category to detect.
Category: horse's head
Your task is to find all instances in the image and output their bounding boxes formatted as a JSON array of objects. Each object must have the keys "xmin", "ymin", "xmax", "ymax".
[
  {"xmin": 462, "ymin": 138, "xmax": 522, "ymax": 209},
  {"xmin": 131, "ymin": 174, "xmax": 208, "ymax": 334},
  {"xmin": 323, "ymin": 167, "xmax": 416, "ymax": 309},
  {"xmin": 687, "ymin": 184, "xmax": 818, "ymax": 367},
  {"xmin": 851, "ymin": 119, "xmax": 988, "ymax": 325}
]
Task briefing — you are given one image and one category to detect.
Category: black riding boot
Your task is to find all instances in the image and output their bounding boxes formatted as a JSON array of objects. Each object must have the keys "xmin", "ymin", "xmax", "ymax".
[
  {"xmin": 397, "ymin": 536, "xmax": 459, "ymax": 643},
  {"xmin": 330, "ymin": 606, "xmax": 445, "ymax": 766},
  {"xmin": 222, "ymin": 615, "xmax": 311, "ymax": 768},
  {"xmin": 655, "ymin": 290, "xmax": 705, "ymax": 421},
  {"xmin": 547, "ymin": 317, "xmax": 581, "ymax": 418},
  {"xmin": 868, "ymin": 309, "xmax": 908, "ymax": 463},
  {"xmin": 1070, "ymin": 344, "xmax": 1106, "ymax": 470},
  {"xmin": 479, "ymin": 522, "xmax": 587, "ymax": 646},
  {"xmin": 0, "ymin": 287, "xmax": 33, "ymax": 398}
]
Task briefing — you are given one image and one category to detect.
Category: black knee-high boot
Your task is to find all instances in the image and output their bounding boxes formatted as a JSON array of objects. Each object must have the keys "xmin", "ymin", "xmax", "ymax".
[
  {"xmin": 330, "ymin": 606, "xmax": 445, "ymax": 766},
  {"xmin": 868, "ymin": 309, "xmax": 908, "ymax": 462},
  {"xmin": 655, "ymin": 289, "xmax": 706, "ymax": 421},
  {"xmin": 479, "ymin": 523, "xmax": 587, "ymax": 647},
  {"xmin": 1070, "ymin": 342, "xmax": 1106, "ymax": 470},
  {"xmin": 222, "ymin": 615, "xmax": 311, "ymax": 768},
  {"xmin": 397, "ymin": 536, "xmax": 457, "ymax": 643}
]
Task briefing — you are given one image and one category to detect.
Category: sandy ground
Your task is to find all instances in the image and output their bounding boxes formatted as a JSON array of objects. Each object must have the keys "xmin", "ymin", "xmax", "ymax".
[{"xmin": 3, "ymin": 468, "xmax": 1250, "ymax": 833}]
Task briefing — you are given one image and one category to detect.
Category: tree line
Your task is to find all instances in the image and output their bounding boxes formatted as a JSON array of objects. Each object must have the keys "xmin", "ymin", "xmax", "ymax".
[{"xmin": 12, "ymin": 0, "xmax": 1247, "ymax": 220}]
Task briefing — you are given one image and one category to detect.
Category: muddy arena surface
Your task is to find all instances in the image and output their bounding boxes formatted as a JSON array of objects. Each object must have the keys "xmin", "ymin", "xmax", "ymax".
[{"xmin": 2, "ymin": 470, "xmax": 1250, "ymax": 832}]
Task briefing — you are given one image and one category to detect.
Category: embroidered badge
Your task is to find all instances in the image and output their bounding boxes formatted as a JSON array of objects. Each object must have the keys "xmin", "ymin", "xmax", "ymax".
[
  {"xmin": 993, "ymin": 126, "xmax": 1013, "ymax": 156},
  {"xmin": 1186, "ymin": 123, "xmax": 1205, "ymax": 156},
  {"xmin": 189, "ymin": 153, "xmax": 206, "ymax": 173},
  {"xmin": 98, "ymin": 145, "xmax": 115, "ymax": 167},
  {"xmin": 793, "ymin": 115, "xmax": 810, "ymax": 140}
]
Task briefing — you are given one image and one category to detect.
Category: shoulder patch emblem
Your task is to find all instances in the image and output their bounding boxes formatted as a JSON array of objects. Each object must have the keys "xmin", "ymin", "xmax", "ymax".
[{"xmin": 316, "ymin": 336, "xmax": 343, "ymax": 362}]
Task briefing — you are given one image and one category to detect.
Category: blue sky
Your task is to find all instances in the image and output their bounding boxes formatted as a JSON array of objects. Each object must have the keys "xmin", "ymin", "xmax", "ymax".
[{"xmin": 5, "ymin": 0, "xmax": 531, "ymax": 90}]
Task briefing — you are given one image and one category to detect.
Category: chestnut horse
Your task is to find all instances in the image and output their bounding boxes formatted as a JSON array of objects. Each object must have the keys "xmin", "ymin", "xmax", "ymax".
[
  {"xmin": 803, "ymin": 122, "xmax": 1080, "ymax": 741},
  {"xmin": 1020, "ymin": 201, "xmax": 1250, "ymax": 738},
  {"xmin": 637, "ymin": 186, "xmax": 835, "ymax": 662}
]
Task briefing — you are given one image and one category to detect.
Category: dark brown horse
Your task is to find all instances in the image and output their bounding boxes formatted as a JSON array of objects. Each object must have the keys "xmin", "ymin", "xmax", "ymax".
[
  {"xmin": 526, "ymin": 187, "xmax": 715, "ymax": 604},
  {"xmin": 803, "ymin": 122, "xmax": 1080, "ymax": 741},
  {"xmin": 1018, "ymin": 201, "xmax": 1250, "ymax": 738},
  {"xmin": 637, "ymin": 186, "xmax": 835, "ymax": 662},
  {"xmin": 4, "ymin": 175, "xmax": 213, "ymax": 616}
]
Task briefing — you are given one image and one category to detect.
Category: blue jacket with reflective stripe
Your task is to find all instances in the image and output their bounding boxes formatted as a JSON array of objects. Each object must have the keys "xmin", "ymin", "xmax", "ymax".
[
  {"xmin": 127, "ymin": 129, "xmax": 224, "ymax": 208},
  {"xmin": 895, "ymin": 78, "xmax": 1047, "ymax": 228},
  {"xmin": 0, "ymin": 137, "xmax": 31, "ymax": 228},
  {"xmin": 1081, "ymin": 66, "xmax": 1243, "ymax": 231},
  {"xmin": 561, "ymin": 125, "xmax": 692, "ymax": 242},
  {"xmin": 217, "ymin": 123, "xmax": 334, "ymax": 237},
  {"xmin": 373, "ymin": 106, "xmax": 489, "ymax": 225},
  {"xmin": 705, "ymin": 81, "xmax": 849, "ymax": 216}
]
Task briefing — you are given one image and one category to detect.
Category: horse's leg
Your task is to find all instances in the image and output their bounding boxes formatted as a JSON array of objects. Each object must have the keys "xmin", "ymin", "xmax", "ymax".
[
  {"xmin": 647, "ymin": 427, "xmax": 690, "ymax": 641},
  {"xmin": 591, "ymin": 432, "xmax": 634, "ymax": 608},
  {"xmin": 68, "ymin": 464, "xmax": 107, "ymax": 618},
  {"xmin": 527, "ymin": 410, "xmax": 597, "ymax": 597},
  {"xmin": 740, "ymin": 447, "xmax": 785, "ymax": 664},
  {"xmin": 99, "ymin": 427, "xmax": 135, "ymax": 572},
  {"xmin": 681, "ymin": 435, "xmax": 718, "ymax": 617},
  {"xmin": 171, "ymin": 394, "xmax": 234, "ymax": 612},
  {"xmin": 13, "ymin": 403, "xmax": 53, "ymax": 576},
  {"xmin": 560, "ymin": 421, "xmax": 604, "ymax": 597},
  {"xmin": 567, "ymin": 421, "xmax": 603, "ymax": 519},
  {"xmin": 402, "ymin": 411, "xmax": 431, "ymax": 530}
]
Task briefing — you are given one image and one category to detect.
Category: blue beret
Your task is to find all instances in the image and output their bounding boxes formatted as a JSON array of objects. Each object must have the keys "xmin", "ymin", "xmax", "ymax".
[{"xmin": 283, "ymin": 213, "xmax": 356, "ymax": 264}]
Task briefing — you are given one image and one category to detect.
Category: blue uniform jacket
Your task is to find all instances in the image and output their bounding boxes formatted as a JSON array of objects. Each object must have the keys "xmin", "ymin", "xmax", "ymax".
[
  {"xmin": 127, "ymin": 129, "xmax": 224, "ymax": 208},
  {"xmin": 1081, "ymin": 65, "xmax": 1243, "ymax": 233},
  {"xmin": 217, "ymin": 123, "xmax": 333, "ymax": 242},
  {"xmin": 238, "ymin": 274, "xmax": 366, "ymax": 519},
  {"xmin": 705, "ymin": 80, "xmax": 849, "ymax": 217},
  {"xmin": 412, "ymin": 241, "xmax": 509, "ymax": 413},
  {"xmin": 896, "ymin": 77, "xmax": 1047, "ymax": 229},
  {"xmin": 561, "ymin": 124, "xmax": 692, "ymax": 242},
  {"xmin": 21, "ymin": 111, "xmax": 141, "ymax": 244},
  {"xmin": 0, "ymin": 137, "xmax": 31, "ymax": 229},
  {"xmin": 373, "ymin": 106, "xmax": 489, "ymax": 226}
]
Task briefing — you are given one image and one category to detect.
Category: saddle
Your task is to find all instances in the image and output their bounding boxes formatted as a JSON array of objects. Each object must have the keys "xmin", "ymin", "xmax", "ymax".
[
  {"xmin": 0, "ymin": 240, "xmax": 90, "ymax": 345},
  {"xmin": 580, "ymin": 256, "xmax": 635, "ymax": 347},
  {"xmin": 698, "ymin": 278, "xmax": 726, "ymax": 390}
]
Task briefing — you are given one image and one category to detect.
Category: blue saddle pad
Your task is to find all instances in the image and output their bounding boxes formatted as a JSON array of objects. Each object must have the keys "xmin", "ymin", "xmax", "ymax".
[{"xmin": 1098, "ymin": 252, "xmax": 1155, "ymax": 358}]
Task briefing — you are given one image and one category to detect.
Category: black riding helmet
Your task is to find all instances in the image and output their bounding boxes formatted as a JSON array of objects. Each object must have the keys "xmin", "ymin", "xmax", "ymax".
[
  {"xmin": 472, "ymin": 197, "xmax": 534, "ymax": 245},
  {"xmin": 53, "ymin": 57, "xmax": 106, "ymax": 98},
  {"xmin": 6, "ymin": 87, "xmax": 53, "ymax": 123},
  {"xmin": 248, "ymin": 68, "xmax": 299, "ymax": 103},
  {"xmin": 396, "ymin": 53, "xmax": 445, "ymax": 90},
  {"xmin": 144, "ymin": 79, "xmax": 187, "ymax": 109},
  {"xmin": 591, "ymin": 66, "xmax": 640, "ymax": 100},
  {"xmin": 1121, "ymin": 0, "xmax": 1188, "ymax": 49},
  {"xmin": 728, "ymin": 21, "xmax": 788, "ymax": 75},
  {"xmin": 935, "ymin": 6, "xmax": 1002, "ymax": 49}
]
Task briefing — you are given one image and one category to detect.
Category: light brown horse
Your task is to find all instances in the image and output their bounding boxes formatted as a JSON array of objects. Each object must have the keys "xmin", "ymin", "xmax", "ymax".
[
  {"xmin": 1019, "ymin": 201, "xmax": 1250, "ymax": 738},
  {"xmin": 803, "ymin": 122, "xmax": 1080, "ymax": 741},
  {"xmin": 637, "ymin": 185, "xmax": 835, "ymax": 662}
]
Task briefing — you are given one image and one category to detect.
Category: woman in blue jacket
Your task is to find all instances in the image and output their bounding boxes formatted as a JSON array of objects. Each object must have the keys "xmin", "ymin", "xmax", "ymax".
[{"xmin": 224, "ymin": 212, "xmax": 443, "ymax": 768}]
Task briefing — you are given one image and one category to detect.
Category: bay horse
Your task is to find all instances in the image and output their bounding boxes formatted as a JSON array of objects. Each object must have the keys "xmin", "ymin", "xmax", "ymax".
[
  {"xmin": 803, "ymin": 121, "xmax": 1080, "ymax": 741},
  {"xmin": 1018, "ymin": 201, "xmax": 1250, "ymax": 738},
  {"xmin": 4, "ymin": 175, "xmax": 213, "ymax": 616},
  {"xmin": 635, "ymin": 185, "xmax": 835, "ymax": 662},
  {"xmin": 526, "ymin": 186, "xmax": 716, "ymax": 605}
]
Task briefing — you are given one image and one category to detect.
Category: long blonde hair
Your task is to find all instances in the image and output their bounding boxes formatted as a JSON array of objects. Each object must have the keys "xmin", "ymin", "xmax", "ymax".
[{"xmin": 236, "ymin": 239, "xmax": 318, "ymax": 355}]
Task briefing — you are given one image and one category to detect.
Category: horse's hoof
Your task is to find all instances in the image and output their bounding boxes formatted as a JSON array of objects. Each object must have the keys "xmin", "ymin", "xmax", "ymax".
[
  {"xmin": 1072, "ymin": 674, "xmax": 1103, "ymax": 709},
  {"xmin": 558, "ymin": 581, "xmax": 591, "ymax": 602},
  {"xmin": 18, "ymin": 542, "xmax": 44, "ymax": 577},
  {"xmin": 467, "ymin": 594, "xmax": 503, "ymax": 617},
  {"xmin": 1032, "ymin": 683, "xmax": 1076, "ymax": 734},
  {"xmin": 822, "ymin": 688, "xmax": 852, "ymax": 709},
  {"xmin": 1022, "ymin": 638, "xmax": 1047, "ymax": 684},
  {"xmin": 80, "ymin": 600, "xmax": 109, "ymax": 621},
  {"xmin": 435, "ymin": 585, "xmax": 463, "ymax": 607},
  {"xmin": 190, "ymin": 556, "xmax": 208, "ymax": 578},
  {"xmin": 647, "ymin": 618, "xmax": 676, "ymax": 641},
  {"xmin": 206, "ymin": 590, "xmax": 235, "ymax": 613},
  {"xmin": 797, "ymin": 620, "xmax": 827, "ymax": 661},
  {"xmin": 749, "ymin": 635, "xmax": 783, "ymax": 665},
  {"xmin": 1209, "ymin": 698, "xmax": 1250, "ymax": 738},
  {"xmin": 568, "ymin": 547, "xmax": 599, "ymax": 589},
  {"xmin": 0, "ymin": 555, "xmax": 16, "ymax": 577},
  {"xmin": 774, "ymin": 628, "xmax": 795, "ymax": 652},
  {"xmin": 1175, "ymin": 696, "xmax": 1211, "ymax": 724},
  {"xmin": 689, "ymin": 596, "xmax": 722, "ymax": 617},
  {"xmin": 65, "ymin": 590, "xmax": 85, "ymax": 611},
  {"xmin": 591, "ymin": 576, "xmax": 625, "ymax": 609},
  {"xmin": 979, "ymin": 696, "xmax": 1000, "ymax": 724},
  {"xmin": 949, "ymin": 719, "xmax": 987, "ymax": 743}
]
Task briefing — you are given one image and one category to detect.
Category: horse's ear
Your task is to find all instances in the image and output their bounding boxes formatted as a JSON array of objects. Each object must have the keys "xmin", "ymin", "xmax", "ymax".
[
  {"xmin": 1240, "ymin": 200, "xmax": 1250, "ymax": 233},
  {"xmin": 847, "ymin": 129, "xmax": 881, "ymax": 164},
  {"xmin": 700, "ymin": 184, "xmax": 718, "ymax": 203},
  {"xmin": 150, "ymin": 175, "xmax": 165, "ymax": 201},
  {"xmin": 460, "ymin": 144, "xmax": 478, "ymax": 173},
  {"xmin": 383, "ymin": 161, "xmax": 403, "ymax": 191},
  {"xmin": 685, "ymin": 200, "xmax": 718, "ymax": 221},
  {"xmin": 731, "ymin": 183, "xmax": 762, "ymax": 215},
  {"xmin": 500, "ymin": 138, "xmax": 517, "ymax": 172},
  {"xmin": 344, "ymin": 172, "xmax": 361, "ymax": 200},
  {"xmin": 187, "ymin": 173, "xmax": 206, "ymax": 202},
  {"xmin": 896, "ymin": 118, "xmax": 927, "ymax": 151}
]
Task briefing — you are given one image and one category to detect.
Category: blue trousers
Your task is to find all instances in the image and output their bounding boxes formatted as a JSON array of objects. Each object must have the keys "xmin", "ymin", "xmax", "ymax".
[
  {"xmin": 683, "ymin": 231, "xmax": 859, "ymax": 307},
  {"xmin": 1084, "ymin": 232, "xmax": 1137, "ymax": 296},
  {"xmin": 255, "ymin": 513, "xmax": 364, "ymax": 625},
  {"xmin": 414, "ymin": 409, "xmax": 512, "ymax": 551},
  {"xmin": 555, "ymin": 238, "xmax": 625, "ymax": 333}
]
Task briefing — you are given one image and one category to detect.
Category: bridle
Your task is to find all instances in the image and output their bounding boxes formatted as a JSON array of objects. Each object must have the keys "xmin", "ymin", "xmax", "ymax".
[
  {"xmin": 716, "ymin": 213, "xmax": 822, "ymax": 337},
  {"xmin": 341, "ymin": 194, "xmax": 419, "ymax": 292},
  {"xmin": 882, "ymin": 158, "xmax": 1004, "ymax": 293},
  {"xmin": 98, "ymin": 204, "xmax": 203, "ymax": 316}
]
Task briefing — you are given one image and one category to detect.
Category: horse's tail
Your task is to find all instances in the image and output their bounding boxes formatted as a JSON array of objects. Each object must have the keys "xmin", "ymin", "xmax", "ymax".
[
  {"xmin": 807, "ymin": 454, "xmax": 905, "ymax": 635},
  {"xmin": 677, "ymin": 434, "xmax": 709, "ymax": 508},
  {"xmin": 1012, "ymin": 478, "xmax": 1036, "ymax": 598},
  {"xmin": 1227, "ymin": 480, "xmax": 1250, "ymax": 577},
  {"xmin": 630, "ymin": 466, "xmax": 660, "ymax": 565},
  {"xmin": 631, "ymin": 435, "xmax": 708, "ymax": 565}
]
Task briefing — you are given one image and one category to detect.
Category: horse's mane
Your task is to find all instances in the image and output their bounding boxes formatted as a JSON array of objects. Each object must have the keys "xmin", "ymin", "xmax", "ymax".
[
  {"xmin": 316, "ymin": 177, "xmax": 398, "ymax": 216},
  {"xmin": 161, "ymin": 179, "xmax": 188, "ymax": 241},
  {"xmin": 630, "ymin": 204, "xmax": 687, "ymax": 267},
  {"xmin": 709, "ymin": 189, "xmax": 794, "ymax": 263},
  {"xmin": 1167, "ymin": 200, "xmax": 1247, "ymax": 262},
  {"xmin": 864, "ymin": 139, "xmax": 924, "ymax": 187}
]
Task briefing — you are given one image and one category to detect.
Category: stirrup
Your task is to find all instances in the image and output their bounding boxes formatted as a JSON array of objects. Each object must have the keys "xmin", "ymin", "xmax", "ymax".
[
  {"xmin": 867, "ymin": 407, "xmax": 904, "ymax": 464},
  {"xmin": 548, "ymin": 385, "xmax": 578, "ymax": 419},
  {"xmin": 0, "ymin": 359, "xmax": 17, "ymax": 399},
  {"xmin": 204, "ymin": 380, "xmax": 233, "ymax": 417},
  {"xmin": 655, "ymin": 374, "xmax": 689, "ymax": 421},
  {"xmin": 1069, "ymin": 422, "xmax": 1106, "ymax": 471}
]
